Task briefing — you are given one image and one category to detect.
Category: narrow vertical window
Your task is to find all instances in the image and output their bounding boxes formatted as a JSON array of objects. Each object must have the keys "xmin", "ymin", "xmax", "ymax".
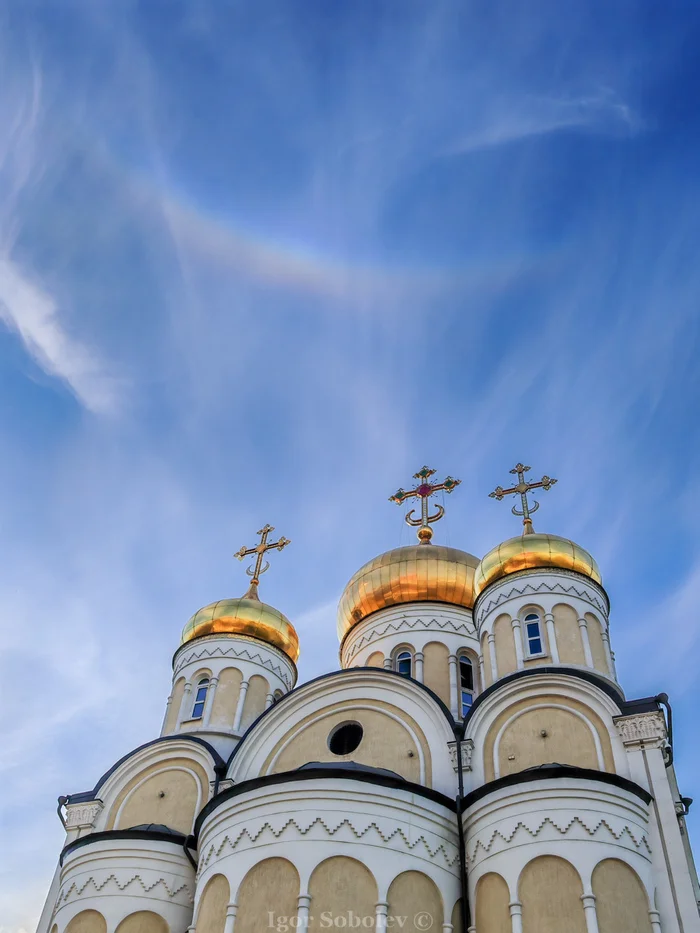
[
  {"xmin": 395, "ymin": 651, "xmax": 412, "ymax": 677},
  {"xmin": 191, "ymin": 677, "xmax": 210, "ymax": 719},
  {"xmin": 524, "ymin": 613, "xmax": 543, "ymax": 656},
  {"xmin": 459, "ymin": 655, "xmax": 475, "ymax": 716}
]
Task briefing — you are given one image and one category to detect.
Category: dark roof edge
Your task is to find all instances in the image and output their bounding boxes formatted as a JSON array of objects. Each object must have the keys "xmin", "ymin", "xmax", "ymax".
[
  {"xmin": 461, "ymin": 764, "xmax": 653, "ymax": 811},
  {"xmin": 226, "ymin": 666, "xmax": 457, "ymax": 768},
  {"xmin": 194, "ymin": 766, "xmax": 456, "ymax": 840},
  {"xmin": 60, "ymin": 828, "xmax": 192, "ymax": 865},
  {"xmin": 66, "ymin": 734, "xmax": 226, "ymax": 804}
]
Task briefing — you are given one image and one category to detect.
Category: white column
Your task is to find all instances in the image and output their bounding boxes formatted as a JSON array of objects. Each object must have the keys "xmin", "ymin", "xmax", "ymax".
[
  {"xmin": 233, "ymin": 679, "xmax": 250, "ymax": 732},
  {"xmin": 375, "ymin": 901, "xmax": 388, "ymax": 933},
  {"xmin": 509, "ymin": 900, "xmax": 523, "ymax": 933},
  {"xmin": 448, "ymin": 654, "xmax": 459, "ymax": 717},
  {"xmin": 414, "ymin": 651, "xmax": 424, "ymax": 682},
  {"xmin": 511, "ymin": 617, "xmax": 524, "ymax": 669},
  {"xmin": 648, "ymin": 909, "xmax": 662, "ymax": 933},
  {"xmin": 297, "ymin": 894, "xmax": 311, "ymax": 933},
  {"xmin": 265, "ymin": 692, "xmax": 275, "ymax": 709},
  {"xmin": 543, "ymin": 612, "xmax": 560, "ymax": 662},
  {"xmin": 176, "ymin": 681, "xmax": 193, "ymax": 729},
  {"xmin": 578, "ymin": 618, "xmax": 595, "ymax": 668},
  {"xmin": 442, "ymin": 925, "xmax": 453, "ymax": 933},
  {"xmin": 601, "ymin": 629, "xmax": 616, "ymax": 678},
  {"xmin": 581, "ymin": 894, "xmax": 599, "ymax": 933},
  {"xmin": 488, "ymin": 633, "xmax": 499, "ymax": 681},
  {"xmin": 160, "ymin": 692, "xmax": 173, "ymax": 735},
  {"xmin": 383, "ymin": 657, "xmax": 392, "ymax": 670},
  {"xmin": 202, "ymin": 676, "xmax": 219, "ymax": 727},
  {"xmin": 478, "ymin": 654, "xmax": 486, "ymax": 690},
  {"xmin": 223, "ymin": 904, "xmax": 237, "ymax": 933}
]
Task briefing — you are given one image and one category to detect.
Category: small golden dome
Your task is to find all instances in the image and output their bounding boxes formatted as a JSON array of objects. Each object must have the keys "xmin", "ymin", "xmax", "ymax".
[
  {"xmin": 338, "ymin": 544, "xmax": 480, "ymax": 643},
  {"xmin": 181, "ymin": 597, "xmax": 300, "ymax": 663},
  {"xmin": 473, "ymin": 532, "xmax": 602, "ymax": 599}
]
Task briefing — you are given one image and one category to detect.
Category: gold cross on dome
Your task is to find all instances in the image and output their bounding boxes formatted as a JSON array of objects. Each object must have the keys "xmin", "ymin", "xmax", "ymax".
[
  {"xmin": 488, "ymin": 462, "xmax": 557, "ymax": 534},
  {"xmin": 234, "ymin": 524, "xmax": 290, "ymax": 599},
  {"xmin": 390, "ymin": 466, "xmax": 461, "ymax": 544}
]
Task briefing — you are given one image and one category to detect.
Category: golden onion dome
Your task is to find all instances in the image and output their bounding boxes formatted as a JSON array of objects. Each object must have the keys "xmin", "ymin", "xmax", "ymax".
[
  {"xmin": 181, "ymin": 597, "xmax": 300, "ymax": 663},
  {"xmin": 473, "ymin": 532, "xmax": 602, "ymax": 600},
  {"xmin": 338, "ymin": 543, "xmax": 480, "ymax": 643}
]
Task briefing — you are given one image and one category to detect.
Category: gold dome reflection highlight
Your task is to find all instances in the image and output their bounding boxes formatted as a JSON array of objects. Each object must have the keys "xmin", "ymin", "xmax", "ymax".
[
  {"xmin": 338, "ymin": 544, "xmax": 480, "ymax": 642},
  {"xmin": 181, "ymin": 597, "xmax": 299, "ymax": 663},
  {"xmin": 473, "ymin": 532, "xmax": 602, "ymax": 599}
]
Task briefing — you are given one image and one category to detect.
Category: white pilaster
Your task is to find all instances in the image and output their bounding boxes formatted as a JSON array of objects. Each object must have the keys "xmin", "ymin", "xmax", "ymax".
[
  {"xmin": 648, "ymin": 909, "xmax": 662, "ymax": 933},
  {"xmin": 383, "ymin": 657, "xmax": 392, "ymax": 670},
  {"xmin": 509, "ymin": 900, "xmax": 523, "ymax": 933},
  {"xmin": 224, "ymin": 904, "xmax": 237, "ymax": 933},
  {"xmin": 265, "ymin": 692, "xmax": 275, "ymax": 710},
  {"xmin": 202, "ymin": 676, "xmax": 218, "ymax": 727},
  {"xmin": 511, "ymin": 617, "xmax": 524, "ymax": 669},
  {"xmin": 601, "ymin": 630, "xmax": 616, "ymax": 678},
  {"xmin": 448, "ymin": 654, "xmax": 459, "ymax": 717},
  {"xmin": 233, "ymin": 679, "xmax": 250, "ymax": 732},
  {"xmin": 578, "ymin": 617, "xmax": 595, "ymax": 668},
  {"xmin": 581, "ymin": 894, "xmax": 599, "ymax": 933},
  {"xmin": 488, "ymin": 633, "xmax": 498, "ymax": 681},
  {"xmin": 375, "ymin": 901, "xmax": 388, "ymax": 933},
  {"xmin": 414, "ymin": 651, "xmax": 425, "ymax": 683},
  {"xmin": 160, "ymin": 693, "xmax": 173, "ymax": 734},
  {"xmin": 478, "ymin": 654, "xmax": 486, "ymax": 690},
  {"xmin": 543, "ymin": 612, "xmax": 560, "ymax": 663},
  {"xmin": 297, "ymin": 894, "xmax": 311, "ymax": 933},
  {"xmin": 176, "ymin": 681, "xmax": 192, "ymax": 729}
]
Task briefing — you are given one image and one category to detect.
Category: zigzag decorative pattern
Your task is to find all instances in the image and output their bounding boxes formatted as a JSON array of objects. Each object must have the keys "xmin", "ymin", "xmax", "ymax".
[
  {"xmin": 345, "ymin": 616, "xmax": 475, "ymax": 659},
  {"xmin": 175, "ymin": 644, "xmax": 292, "ymax": 685},
  {"xmin": 199, "ymin": 817, "xmax": 459, "ymax": 875},
  {"xmin": 467, "ymin": 815, "xmax": 651, "ymax": 864},
  {"xmin": 475, "ymin": 573, "xmax": 607, "ymax": 628},
  {"xmin": 57, "ymin": 873, "xmax": 192, "ymax": 906}
]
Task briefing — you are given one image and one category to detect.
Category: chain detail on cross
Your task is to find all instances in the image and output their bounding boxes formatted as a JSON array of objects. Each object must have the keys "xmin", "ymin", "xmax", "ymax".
[
  {"xmin": 234, "ymin": 524, "xmax": 291, "ymax": 599},
  {"xmin": 488, "ymin": 462, "xmax": 557, "ymax": 534},
  {"xmin": 389, "ymin": 466, "xmax": 461, "ymax": 544}
]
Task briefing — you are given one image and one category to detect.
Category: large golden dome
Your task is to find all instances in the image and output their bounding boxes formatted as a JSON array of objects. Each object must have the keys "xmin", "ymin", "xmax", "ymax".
[
  {"xmin": 473, "ymin": 532, "xmax": 602, "ymax": 599},
  {"xmin": 181, "ymin": 597, "xmax": 300, "ymax": 663},
  {"xmin": 338, "ymin": 544, "xmax": 480, "ymax": 642}
]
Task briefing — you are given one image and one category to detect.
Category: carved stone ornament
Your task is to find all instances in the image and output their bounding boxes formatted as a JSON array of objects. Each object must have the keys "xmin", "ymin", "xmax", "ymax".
[
  {"xmin": 448, "ymin": 739, "xmax": 474, "ymax": 772},
  {"xmin": 210, "ymin": 778, "xmax": 235, "ymax": 795},
  {"xmin": 65, "ymin": 800, "xmax": 104, "ymax": 829},
  {"xmin": 614, "ymin": 711, "xmax": 667, "ymax": 748}
]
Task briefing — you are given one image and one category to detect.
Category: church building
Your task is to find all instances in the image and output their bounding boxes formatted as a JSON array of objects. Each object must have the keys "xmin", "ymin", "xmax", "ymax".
[{"xmin": 38, "ymin": 464, "xmax": 700, "ymax": 933}]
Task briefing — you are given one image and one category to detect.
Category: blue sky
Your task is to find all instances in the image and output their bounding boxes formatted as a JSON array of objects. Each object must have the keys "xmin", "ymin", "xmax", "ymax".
[{"xmin": 1, "ymin": 2, "xmax": 700, "ymax": 929}]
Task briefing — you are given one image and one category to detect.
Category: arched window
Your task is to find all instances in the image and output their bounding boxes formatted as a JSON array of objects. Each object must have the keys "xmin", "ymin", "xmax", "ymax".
[
  {"xmin": 191, "ymin": 677, "xmax": 210, "ymax": 719},
  {"xmin": 523, "ymin": 612, "xmax": 544, "ymax": 656},
  {"xmin": 459, "ymin": 655, "xmax": 475, "ymax": 716},
  {"xmin": 395, "ymin": 650, "xmax": 412, "ymax": 677}
]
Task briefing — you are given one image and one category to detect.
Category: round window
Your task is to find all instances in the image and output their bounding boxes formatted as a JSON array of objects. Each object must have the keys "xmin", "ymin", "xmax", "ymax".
[{"xmin": 328, "ymin": 722, "xmax": 364, "ymax": 755}]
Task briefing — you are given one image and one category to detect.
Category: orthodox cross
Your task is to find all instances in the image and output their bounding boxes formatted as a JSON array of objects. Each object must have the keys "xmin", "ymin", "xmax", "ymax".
[
  {"xmin": 390, "ymin": 466, "xmax": 461, "ymax": 544},
  {"xmin": 234, "ymin": 524, "xmax": 291, "ymax": 599},
  {"xmin": 488, "ymin": 463, "xmax": 557, "ymax": 534}
]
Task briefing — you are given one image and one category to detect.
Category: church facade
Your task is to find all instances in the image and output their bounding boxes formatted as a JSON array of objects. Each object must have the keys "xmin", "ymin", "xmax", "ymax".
[{"xmin": 38, "ymin": 466, "xmax": 700, "ymax": 933}]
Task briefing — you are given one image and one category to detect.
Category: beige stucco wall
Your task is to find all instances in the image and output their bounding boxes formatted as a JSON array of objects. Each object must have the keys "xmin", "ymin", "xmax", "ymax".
[
  {"xmin": 163, "ymin": 678, "xmax": 185, "ymax": 735},
  {"xmin": 494, "ymin": 614, "xmax": 517, "ymax": 677},
  {"xmin": 240, "ymin": 674, "xmax": 269, "ymax": 731},
  {"xmin": 210, "ymin": 667, "xmax": 243, "ymax": 728},
  {"xmin": 483, "ymin": 694, "xmax": 614, "ymax": 781},
  {"xmin": 585, "ymin": 613, "xmax": 609, "ymax": 674},
  {"xmin": 592, "ymin": 859, "xmax": 653, "ymax": 933},
  {"xmin": 65, "ymin": 911, "xmax": 107, "ymax": 933},
  {"xmin": 114, "ymin": 912, "xmax": 168, "ymax": 933},
  {"xmin": 423, "ymin": 641, "xmax": 450, "ymax": 706},
  {"xmin": 235, "ymin": 858, "xmax": 299, "ymax": 933},
  {"xmin": 195, "ymin": 874, "xmax": 230, "ymax": 933},
  {"xmin": 308, "ymin": 857, "xmax": 377, "ymax": 933},
  {"xmin": 519, "ymin": 856, "xmax": 586, "ymax": 933},
  {"xmin": 450, "ymin": 900, "xmax": 462, "ymax": 932},
  {"xmin": 553, "ymin": 604, "xmax": 585, "ymax": 665},
  {"xmin": 387, "ymin": 871, "xmax": 443, "ymax": 931},
  {"xmin": 366, "ymin": 651, "xmax": 384, "ymax": 668},
  {"xmin": 475, "ymin": 873, "xmax": 510, "ymax": 933},
  {"xmin": 264, "ymin": 699, "xmax": 429, "ymax": 784},
  {"xmin": 107, "ymin": 757, "xmax": 209, "ymax": 834}
]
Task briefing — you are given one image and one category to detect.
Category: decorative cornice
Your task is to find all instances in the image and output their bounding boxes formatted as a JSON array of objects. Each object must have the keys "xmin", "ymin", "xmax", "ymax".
[
  {"xmin": 198, "ymin": 815, "xmax": 460, "ymax": 877},
  {"xmin": 466, "ymin": 814, "xmax": 652, "ymax": 865},
  {"xmin": 56, "ymin": 872, "xmax": 192, "ymax": 907},
  {"xmin": 614, "ymin": 711, "xmax": 668, "ymax": 749},
  {"xmin": 344, "ymin": 614, "xmax": 476, "ymax": 661},
  {"xmin": 174, "ymin": 637, "xmax": 294, "ymax": 687},
  {"xmin": 448, "ymin": 739, "xmax": 474, "ymax": 772},
  {"xmin": 475, "ymin": 570, "xmax": 608, "ymax": 629},
  {"xmin": 65, "ymin": 801, "xmax": 103, "ymax": 829}
]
